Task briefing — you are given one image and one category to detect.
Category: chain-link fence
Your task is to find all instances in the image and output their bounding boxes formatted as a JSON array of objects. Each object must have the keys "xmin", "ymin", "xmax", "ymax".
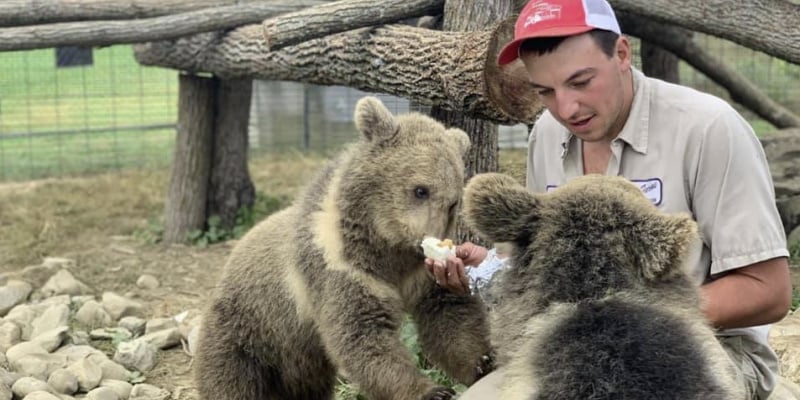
[{"xmin": 1, "ymin": 36, "xmax": 798, "ymax": 182}]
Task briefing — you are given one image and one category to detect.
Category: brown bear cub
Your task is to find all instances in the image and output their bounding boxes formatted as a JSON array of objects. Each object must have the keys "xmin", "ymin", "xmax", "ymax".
[
  {"xmin": 194, "ymin": 96, "xmax": 494, "ymax": 400},
  {"xmin": 462, "ymin": 173, "xmax": 745, "ymax": 400}
]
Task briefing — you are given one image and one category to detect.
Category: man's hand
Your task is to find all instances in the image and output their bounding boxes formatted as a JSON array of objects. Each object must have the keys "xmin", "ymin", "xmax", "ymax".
[{"xmin": 425, "ymin": 242, "xmax": 488, "ymax": 295}]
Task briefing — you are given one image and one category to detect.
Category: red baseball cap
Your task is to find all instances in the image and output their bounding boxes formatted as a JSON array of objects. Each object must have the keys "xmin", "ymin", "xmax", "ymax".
[{"xmin": 497, "ymin": 0, "xmax": 621, "ymax": 65}]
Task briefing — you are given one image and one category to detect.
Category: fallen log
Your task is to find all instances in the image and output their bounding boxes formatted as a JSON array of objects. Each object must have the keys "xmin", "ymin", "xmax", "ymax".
[{"xmin": 134, "ymin": 23, "xmax": 540, "ymax": 125}]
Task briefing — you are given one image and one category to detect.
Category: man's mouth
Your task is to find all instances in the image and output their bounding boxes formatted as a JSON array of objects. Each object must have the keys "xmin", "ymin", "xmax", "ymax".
[{"xmin": 569, "ymin": 115, "xmax": 593, "ymax": 130}]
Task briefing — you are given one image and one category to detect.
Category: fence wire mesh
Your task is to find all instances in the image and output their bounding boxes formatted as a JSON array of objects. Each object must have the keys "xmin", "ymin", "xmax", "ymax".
[{"xmin": 0, "ymin": 36, "xmax": 798, "ymax": 182}]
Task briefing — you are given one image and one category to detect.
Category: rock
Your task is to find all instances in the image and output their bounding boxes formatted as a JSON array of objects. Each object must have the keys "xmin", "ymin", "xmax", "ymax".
[
  {"xmin": 143, "ymin": 319, "xmax": 176, "ymax": 336},
  {"xmin": 11, "ymin": 376, "xmax": 51, "ymax": 398},
  {"xmin": 98, "ymin": 360, "xmax": 131, "ymax": 382},
  {"xmin": 31, "ymin": 305, "xmax": 70, "ymax": 340},
  {"xmin": 113, "ymin": 341, "xmax": 158, "ymax": 373},
  {"xmin": 47, "ymin": 369, "xmax": 78, "ymax": 395},
  {"xmin": 31, "ymin": 327, "xmax": 69, "ymax": 352},
  {"xmin": 770, "ymin": 311, "xmax": 800, "ymax": 385},
  {"xmin": 0, "ymin": 321, "xmax": 21, "ymax": 353},
  {"xmin": 75, "ymin": 301, "xmax": 113, "ymax": 329},
  {"xmin": 21, "ymin": 391, "xmax": 61, "ymax": 400},
  {"xmin": 66, "ymin": 358, "xmax": 103, "ymax": 392},
  {"xmin": 117, "ymin": 318, "xmax": 145, "ymax": 338},
  {"xmin": 101, "ymin": 294, "xmax": 142, "ymax": 321},
  {"xmin": 99, "ymin": 380, "xmax": 132, "ymax": 400},
  {"xmin": 129, "ymin": 383, "xmax": 169, "ymax": 400},
  {"xmin": 85, "ymin": 386, "xmax": 120, "ymax": 400},
  {"xmin": 89, "ymin": 328, "xmax": 132, "ymax": 342},
  {"xmin": 0, "ymin": 281, "xmax": 33, "ymax": 316},
  {"xmin": 135, "ymin": 276, "xmax": 159, "ymax": 290},
  {"xmin": 0, "ymin": 381, "xmax": 10, "ymax": 400},
  {"xmin": 40, "ymin": 270, "xmax": 91, "ymax": 298}
]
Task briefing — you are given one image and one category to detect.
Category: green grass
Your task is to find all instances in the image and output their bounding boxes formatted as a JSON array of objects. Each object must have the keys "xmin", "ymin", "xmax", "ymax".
[{"xmin": 0, "ymin": 46, "xmax": 178, "ymax": 180}]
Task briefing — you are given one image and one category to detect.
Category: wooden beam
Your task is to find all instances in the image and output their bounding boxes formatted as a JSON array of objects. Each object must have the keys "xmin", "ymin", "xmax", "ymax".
[
  {"xmin": 263, "ymin": 0, "xmax": 444, "ymax": 51},
  {"xmin": 134, "ymin": 23, "xmax": 541, "ymax": 125},
  {"xmin": 0, "ymin": 2, "xmax": 325, "ymax": 51}
]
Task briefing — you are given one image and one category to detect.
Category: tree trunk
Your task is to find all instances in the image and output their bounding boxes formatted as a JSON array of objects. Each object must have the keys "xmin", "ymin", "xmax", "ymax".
[
  {"xmin": 619, "ymin": 14, "xmax": 800, "ymax": 129},
  {"xmin": 430, "ymin": 0, "xmax": 514, "ymax": 245},
  {"xmin": 263, "ymin": 0, "xmax": 444, "ymax": 50},
  {"xmin": 163, "ymin": 74, "xmax": 215, "ymax": 244},
  {"xmin": 609, "ymin": 0, "xmax": 800, "ymax": 65},
  {"xmin": 0, "ymin": 3, "xmax": 321, "ymax": 51},
  {"xmin": 640, "ymin": 41, "xmax": 681, "ymax": 84},
  {"xmin": 134, "ymin": 24, "xmax": 541, "ymax": 125},
  {"xmin": 208, "ymin": 79, "xmax": 256, "ymax": 230}
]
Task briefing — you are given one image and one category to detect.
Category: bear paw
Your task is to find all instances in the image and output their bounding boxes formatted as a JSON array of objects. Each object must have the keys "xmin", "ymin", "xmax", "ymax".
[
  {"xmin": 475, "ymin": 353, "xmax": 496, "ymax": 379},
  {"xmin": 422, "ymin": 386, "xmax": 455, "ymax": 400}
]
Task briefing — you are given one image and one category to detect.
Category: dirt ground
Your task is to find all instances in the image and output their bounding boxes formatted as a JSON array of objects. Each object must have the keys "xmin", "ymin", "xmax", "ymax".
[{"xmin": 0, "ymin": 150, "xmax": 798, "ymax": 399}]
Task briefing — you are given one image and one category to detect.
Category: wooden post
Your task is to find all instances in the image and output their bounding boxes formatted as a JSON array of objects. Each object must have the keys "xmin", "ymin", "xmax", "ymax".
[
  {"xmin": 163, "ymin": 73, "xmax": 215, "ymax": 244},
  {"xmin": 208, "ymin": 79, "xmax": 256, "ymax": 230}
]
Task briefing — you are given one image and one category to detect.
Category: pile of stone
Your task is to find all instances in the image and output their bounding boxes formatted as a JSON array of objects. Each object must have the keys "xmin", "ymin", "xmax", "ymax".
[{"xmin": 0, "ymin": 258, "xmax": 202, "ymax": 400}]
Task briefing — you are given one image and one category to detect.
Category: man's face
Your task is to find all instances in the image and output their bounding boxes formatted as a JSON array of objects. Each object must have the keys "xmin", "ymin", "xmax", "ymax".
[{"xmin": 521, "ymin": 33, "xmax": 632, "ymax": 143}]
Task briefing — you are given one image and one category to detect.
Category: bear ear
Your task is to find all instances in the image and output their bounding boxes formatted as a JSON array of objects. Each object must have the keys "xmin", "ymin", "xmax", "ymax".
[
  {"xmin": 445, "ymin": 128, "xmax": 471, "ymax": 157},
  {"xmin": 463, "ymin": 173, "xmax": 541, "ymax": 244},
  {"xmin": 354, "ymin": 96, "xmax": 399, "ymax": 142},
  {"xmin": 635, "ymin": 213, "xmax": 699, "ymax": 282}
]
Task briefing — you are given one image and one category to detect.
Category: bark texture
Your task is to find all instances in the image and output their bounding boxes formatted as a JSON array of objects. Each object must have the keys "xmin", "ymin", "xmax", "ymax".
[
  {"xmin": 0, "ymin": 0, "xmax": 227, "ymax": 26},
  {"xmin": 641, "ymin": 41, "xmax": 681, "ymax": 84},
  {"xmin": 208, "ymin": 79, "xmax": 256, "ymax": 231},
  {"xmin": 609, "ymin": 0, "xmax": 800, "ymax": 65},
  {"xmin": 163, "ymin": 74, "xmax": 215, "ymax": 244},
  {"xmin": 0, "ymin": 3, "xmax": 321, "ymax": 51},
  {"xmin": 134, "ymin": 24, "xmax": 542, "ymax": 125},
  {"xmin": 619, "ymin": 14, "xmax": 800, "ymax": 129},
  {"xmin": 263, "ymin": 0, "xmax": 444, "ymax": 50}
]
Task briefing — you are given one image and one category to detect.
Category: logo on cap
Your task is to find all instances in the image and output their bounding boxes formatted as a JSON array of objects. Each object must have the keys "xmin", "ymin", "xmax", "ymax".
[{"xmin": 523, "ymin": 2, "xmax": 563, "ymax": 28}]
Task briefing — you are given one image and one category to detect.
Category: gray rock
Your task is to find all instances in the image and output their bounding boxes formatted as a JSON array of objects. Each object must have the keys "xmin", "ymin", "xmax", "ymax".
[
  {"xmin": 89, "ymin": 328, "xmax": 132, "ymax": 342},
  {"xmin": 134, "ymin": 276, "xmax": 159, "ymax": 291},
  {"xmin": 117, "ymin": 318, "xmax": 145, "ymax": 338},
  {"xmin": 143, "ymin": 319, "xmax": 175, "ymax": 336},
  {"xmin": 41, "ymin": 270, "xmax": 91, "ymax": 298},
  {"xmin": 112, "ymin": 341, "xmax": 158, "ymax": 373},
  {"xmin": 21, "ymin": 390, "xmax": 61, "ymax": 400},
  {"xmin": 75, "ymin": 301, "xmax": 113, "ymax": 330},
  {"xmin": 99, "ymin": 380, "xmax": 132, "ymax": 400},
  {"xmin": 101, "ymin": 294, "xmax": 142, "ymax": 321},
  {"xmin": 0, "ymin": 281, "xmax": 33, "ymax": 316},
  {"xmin": 129, "ymin": 384, "xmax": 169, "ymax": 400},
  {"xmin": 66, "ymin": 357, "xmax": 103, "ymax": 392},
  {"xmin": 98, "ymin": 360, "xmax": 131, "ymax": 382},
  {"xmin": 11, "ymin": 376, "xmax": 51, "ymax": 398},
  {"xmin": 47, "ymin": 369, "xmax": 78, "ymax": 395},
  {"xmin": 85, "ymin": 387, "xmax": 119, "ymax": 400},
  {"xmin": 0, "ymin": 321, "xmax": 21, "ymax": 353},
  {"xmin": 31, "ymin": 304, "xmax": 71, "ymax": 338}
]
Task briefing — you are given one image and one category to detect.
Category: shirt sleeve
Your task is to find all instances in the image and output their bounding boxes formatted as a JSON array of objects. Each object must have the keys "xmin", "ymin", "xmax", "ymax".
[{"xmin": 690, "ymin": 108, "xmax": 789, "ymax": 275}]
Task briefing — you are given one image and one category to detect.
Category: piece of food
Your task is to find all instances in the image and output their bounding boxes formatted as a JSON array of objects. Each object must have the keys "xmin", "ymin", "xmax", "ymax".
[{"xmin": 421, "ymin": 237, "xmax": 455, "ymax": 262}]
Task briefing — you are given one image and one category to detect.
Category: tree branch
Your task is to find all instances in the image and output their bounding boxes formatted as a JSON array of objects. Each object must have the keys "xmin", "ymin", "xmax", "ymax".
[
  {"xmin": 0, "ymin": 2, "xmax": 325, "ymax": 51},
  {"xmin": 609, "ymin": 0, "xmax": 800, "ymax": 65},
  {"xmin": 619, "ymin": 13, "xmax": 800, "ymax": 129},
  {"xmin": 133, "ymin": 23, "xmax": 540, "ymax": 125},
  {"xmin": 0, "ymin": 0, "xmax": 228, "ymax": 26},
  {"xmin": 263, "ymin": 0, "xmax": 443, "ymax": 51}
]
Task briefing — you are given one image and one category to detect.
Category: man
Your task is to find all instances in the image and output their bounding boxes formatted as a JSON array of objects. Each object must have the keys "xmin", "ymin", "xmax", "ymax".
[{"xmin": 425, "ymin": 0, "xmax": 793, "ymax": 398}]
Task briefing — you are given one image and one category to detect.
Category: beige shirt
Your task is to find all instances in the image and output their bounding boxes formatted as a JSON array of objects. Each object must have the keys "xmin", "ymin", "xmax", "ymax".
[{"xmin": 526, "ymin": 68, "xmax": 788, "ymax": 392}]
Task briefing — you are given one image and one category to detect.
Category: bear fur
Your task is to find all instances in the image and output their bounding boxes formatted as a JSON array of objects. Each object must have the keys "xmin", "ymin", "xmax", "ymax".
[
  {"xmin": 194, "ymin": 96, "xmax": 494, "ymax": 400},
  {"xmin": 462, "ymin": 173, "xmax": 745, "ymax": 400}
]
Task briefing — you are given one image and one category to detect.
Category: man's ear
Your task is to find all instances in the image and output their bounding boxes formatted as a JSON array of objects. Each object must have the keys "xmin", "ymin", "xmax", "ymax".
[
  {"xmin": 463, "ymin": 173, "xmax": 540, "ymax": 244},
  {"xmin": 631, "ymin": 213, "xmax": 699, "ymax": 282}
]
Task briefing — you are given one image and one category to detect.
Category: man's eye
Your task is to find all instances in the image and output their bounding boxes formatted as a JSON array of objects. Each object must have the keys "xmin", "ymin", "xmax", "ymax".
[
  {"xmin": 537, "ymin": 89, "xmax": 554, "ymax": 97},
  {"xmin": 572, "ymin": 79, "xmax": 591, "ymax": 88},
  {"xmin": 414, "ymin": 187, "xmax": 430, "ymax": 199}
]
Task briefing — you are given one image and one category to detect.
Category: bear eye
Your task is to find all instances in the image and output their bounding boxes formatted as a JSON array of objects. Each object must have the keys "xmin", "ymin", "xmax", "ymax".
[{"xmin": 414, "ymin": 186, "xmax": 430, "ymax": 199}]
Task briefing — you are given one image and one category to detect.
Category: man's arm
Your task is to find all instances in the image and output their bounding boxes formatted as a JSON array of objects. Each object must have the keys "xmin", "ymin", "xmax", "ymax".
[{"xmin": 701, "ymin": 256, "xmax": 792, "ymax": 329}]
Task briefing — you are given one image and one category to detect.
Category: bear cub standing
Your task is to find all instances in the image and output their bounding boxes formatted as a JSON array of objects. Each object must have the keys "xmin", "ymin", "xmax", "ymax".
[
  {"xmin": 194, "ymin": 97, "xmax": 493, "ymax": 400},
  {"xmin": 462, "ymin": 173, "xmax": 745, "ymax": 400}
]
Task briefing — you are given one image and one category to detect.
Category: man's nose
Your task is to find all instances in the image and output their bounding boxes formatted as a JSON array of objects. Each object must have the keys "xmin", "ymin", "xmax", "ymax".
[{"xmin": 555, "ymin": 90, "xmax": 580, "ymax": 121}]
